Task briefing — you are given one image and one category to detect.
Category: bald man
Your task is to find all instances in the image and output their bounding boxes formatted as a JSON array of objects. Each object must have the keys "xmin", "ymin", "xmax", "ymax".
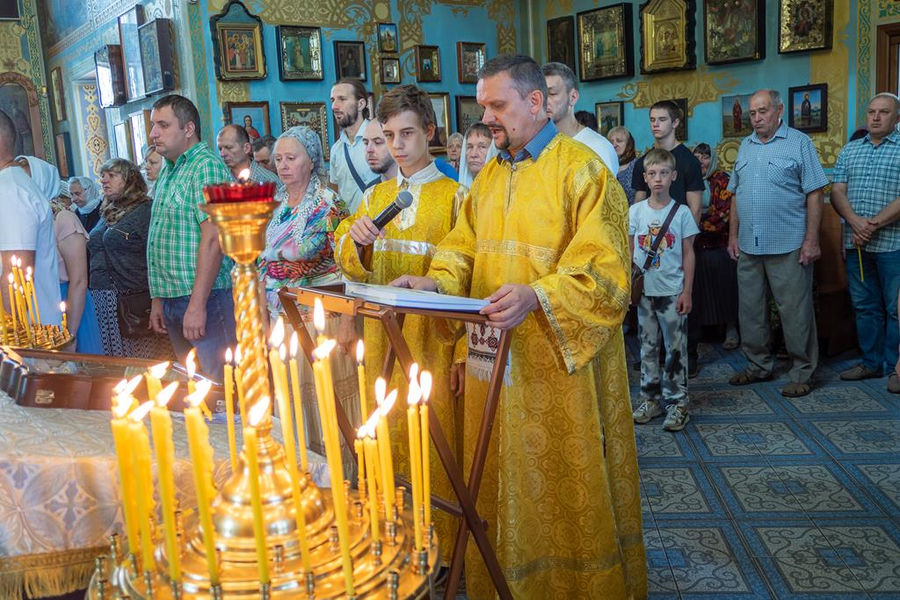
[{"xmin": 216, "ymin": 124, "xmax": 280, "ymax": 186}]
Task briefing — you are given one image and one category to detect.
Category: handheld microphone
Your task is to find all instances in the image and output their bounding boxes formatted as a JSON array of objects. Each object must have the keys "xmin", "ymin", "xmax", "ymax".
[{"xmin": 354, "ymin": 190, "xmax": 414, "ymax": 249}]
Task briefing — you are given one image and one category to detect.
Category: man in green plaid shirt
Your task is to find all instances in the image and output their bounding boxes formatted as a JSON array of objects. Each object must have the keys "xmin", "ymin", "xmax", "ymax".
[{"xmin": 148, "ymin": 95, "xmax": 236, "ymax": 380}]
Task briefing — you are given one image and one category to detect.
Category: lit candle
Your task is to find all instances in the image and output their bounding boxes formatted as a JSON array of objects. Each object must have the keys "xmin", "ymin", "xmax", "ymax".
[
  {"xmin": 374, "ymin": 380, "xmax": 394, "ymax": 520},
  {"xmin": 288, "ymin": 333, "xmax": 308, "ymax": 473},
  {"xmin": 185, "ymin": 349, "xmax": 197, "ymax": 395},
  {"xmin": 354, "ymin": 437, "xmax": 366, "ymax": 493},
  {"xmin": 223, "ymin": 348, "xmax": 238, "ymax": 473},
  {"xmin": 420, "ymin": 371, "xmax": 432, "ymax": 529},
  {"xmin": 59, "ymin": 301, "xmax": 68, "ymax": 335},
  {"xmin": 312, "ymin": 340, "xmax": 355, "ymax": 595},
  {"xmin": 406, "ymin": 378, "xmax": 424, "ymax": 551},
  {"xmin": 110, "ymin": 376, "xmax": 143, "ymax": 557},
  {"xmin": 234, "ymin": 345, "xmax": 247, "ymax": 423},
  {"xmin": 144, "ymin": 361, "xmax": 169, "ymax": 400},
  {"xmin": 7, "ymin": 274, "xmax": 18, "ymax": 337},
  {"xmin": 356, "ymin": 340, "xmax": 369, "ymax": 424},
  {"xmin": 128, "ymin": 401, "xmax": 156, "ymax": 572},
  {"xmin": 149, "ymin": 382, "xmax": 181, "ymax": 582},
  {"xmin": 22, "ymin": 283, "xmax": 34, "ymax": 327},
  {"xmin": 183, "ymin": 381, "xmax": 219, "ymax": 584},
  {"xmin": 244, "ymin": 397, "xmax": 271, "ymax": 585},
  {"xmin": 267, "ymin": 318, "xmax": 291, "ymax": 435},
  {"xmin": 360, "ymin": 420, "xmax": 380, "ymax": 543},
  {"xmin": 25, "ymin": 270, "xmax": 40, "ymax": 326}
]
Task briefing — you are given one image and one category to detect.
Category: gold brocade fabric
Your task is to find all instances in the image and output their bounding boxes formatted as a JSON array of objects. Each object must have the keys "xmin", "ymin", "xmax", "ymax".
[
  {"xmin": 334, "ymin": 174, "xmax": 467, "ymax": 564},
  {"xmin": 427, "ymin": 135, "xmax": 647, "ymax": 600}
]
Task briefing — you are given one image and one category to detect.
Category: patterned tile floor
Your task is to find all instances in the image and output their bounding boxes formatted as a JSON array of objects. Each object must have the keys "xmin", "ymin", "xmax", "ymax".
[{"xmin": 627, "ymin": 336, "xmax": 900, "ymax": 600}]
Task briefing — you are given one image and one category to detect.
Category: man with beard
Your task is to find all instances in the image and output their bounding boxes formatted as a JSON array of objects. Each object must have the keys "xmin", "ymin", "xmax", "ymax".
[
  {"xmin": 391, "ymin": 55, "xmax": 645, "ymax": 600},
  {"xmin": 542, "ymin": 62, "xmax": 618, "ymax": 173},
  {"xmin": 362, "ymin": 119, "xmax": 398, "ymax": 183},
  {"xmin": 329, "ymin": 78, "xmax": 378, "ymax": 212}
]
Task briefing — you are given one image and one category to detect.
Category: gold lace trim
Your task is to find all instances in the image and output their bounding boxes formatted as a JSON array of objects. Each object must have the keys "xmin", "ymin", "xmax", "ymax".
[{"xmin": 476, "ymin": 239, "xmax": 559, "ymax": 264}]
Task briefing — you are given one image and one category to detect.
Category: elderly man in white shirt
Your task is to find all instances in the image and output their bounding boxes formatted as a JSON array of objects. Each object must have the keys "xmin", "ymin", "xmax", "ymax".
[
  {"xmin": 329, "ymin": 77, "xmax": 378, "ymax": 213},
  {"xmin": 542, "ymin": 62, "xmax": 619, "ymax": 174}
]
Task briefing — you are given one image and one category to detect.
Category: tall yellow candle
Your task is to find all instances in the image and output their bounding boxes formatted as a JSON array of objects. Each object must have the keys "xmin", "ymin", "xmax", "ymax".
[
  {"xmin": 129, "ymin": 401, "xmax": 156, "ymax": 572},
  {"xmin": 184, "ymin": 381, "xmax": 219, "ymax": 584},
  {"xmin": 149, "ymin": 383, "xmax": 181, "ymax": 582},
  {"xmin": 110, "ymin": 376, "xmax": 143, "ymax": 557},
  {"xmin": 289, "ymin": 333, "xmax": 308, "ymax": 473},
  {"xmin": 223, "ymin": 348, "xmax": 238, "ymax": 473},
  {"xmin": 59, "ymin": 301, "xmax": 67, "ymax": 336},
  {"xmin": 25, "ymin": 269, "xmax": 40, "ymax": 326},
  {"xmin": 375, "ymin": 382, "xmax": 396, "ymax": 521},
  {"xmin": 144, "ymin": 361, "xmax": 169, "ymax": 401},
  {"xmin": 7, "ymin": 274, "xmax": 17, "ymax": 337},
  {"xmin": 234, "ymin": 345, "xmax": 247, "ymax": 423},
  {"xmin": 354, "ymin": 437, "xmax": 365, "ymax": 492},
  {"xmin": 356, "ymin": 340, "xmax": 369, "ymax": 424},
  {"xmin": 244, "ymin": 398, "xmax": 271, "ymax": 585},
  {"xmin": 361, "ymin": 423, "xmax": 380, "ymax": 543},
  {"xmin": 406, "ymin": 380, "xmax": 424, "ymax": 551},
  {"xmin": 313, "ymin": 341, "xmax": 355, "ymax": 595},
  {"xmin": 419, "ymin": 371, "xmax": 433, "ymax": 528}
]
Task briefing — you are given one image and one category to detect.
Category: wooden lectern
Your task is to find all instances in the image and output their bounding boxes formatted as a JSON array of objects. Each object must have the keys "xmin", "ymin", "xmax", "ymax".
[{"xmin": 279, "ymin": 286, "xmax": 514, "ymax": 600}]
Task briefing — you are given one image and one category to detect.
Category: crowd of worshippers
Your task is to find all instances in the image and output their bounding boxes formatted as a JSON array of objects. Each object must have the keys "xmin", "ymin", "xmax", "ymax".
[{"xmin": 1, "ymin": 58, "xmax": 898, "ymax": 426}]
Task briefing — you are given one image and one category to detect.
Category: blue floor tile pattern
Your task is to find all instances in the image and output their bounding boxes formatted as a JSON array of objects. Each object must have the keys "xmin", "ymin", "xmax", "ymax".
[{"xmin": 629, "ymin": 336, "xmax": 900, "ymax": 599}]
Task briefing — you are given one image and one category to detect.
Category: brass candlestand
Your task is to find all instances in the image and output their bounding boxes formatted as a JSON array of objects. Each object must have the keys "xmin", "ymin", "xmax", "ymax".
[{"xmin": 90, "ymin": 194, "xmax": 438, "ymax": 598}]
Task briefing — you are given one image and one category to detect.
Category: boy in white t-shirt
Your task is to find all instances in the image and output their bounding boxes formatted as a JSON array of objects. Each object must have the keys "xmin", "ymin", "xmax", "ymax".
[{"xmin": 629, "ymin": 148, "xmax": 698, "ymax": 432}]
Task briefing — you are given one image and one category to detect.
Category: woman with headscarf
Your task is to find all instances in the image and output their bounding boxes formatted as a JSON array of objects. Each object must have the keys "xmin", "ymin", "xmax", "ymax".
[
  {"xmin": 607, "ymin": 125, "xmax": 638, "ymax": 205},
  {"xmin": 259, "ymin": 125, "xmax": 356, "ymax": 468},
  {"xmin": 68, "ymin": 176, "xmax": 102, "ymax": 233},
  {"xmin": 89, "ymin": 158, "xmax": 174, "ymax": 359},
  {"xmin": 691, "ymin": 143, "xmax": 739, "ymax": 350},
  {"xmin": 16, "ymin": 157, "xmax": 102, "ymax": 352}
]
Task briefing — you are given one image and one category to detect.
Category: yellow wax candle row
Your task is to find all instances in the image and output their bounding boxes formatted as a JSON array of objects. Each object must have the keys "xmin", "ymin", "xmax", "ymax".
[{"xmin": 405, "ymin": 365, "xmax": 433, "ymax": 552}]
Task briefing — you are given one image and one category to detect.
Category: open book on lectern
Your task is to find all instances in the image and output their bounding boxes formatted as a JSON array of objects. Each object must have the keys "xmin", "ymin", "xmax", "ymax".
[{"xmin": 343, "ymin": 281, "xmax": 489, "ymax": 313}]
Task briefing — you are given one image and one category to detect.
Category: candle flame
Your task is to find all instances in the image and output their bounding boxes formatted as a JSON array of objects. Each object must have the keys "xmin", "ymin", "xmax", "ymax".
[
  {"xmin": 7, "ymin": 273, "xmax": 12, "ymax": 284},
  {"xmin": 59, "ymin": 301, "xmax": 66, "ymax": 313},
  {"xmin": 186, "ymin": 349, "xmax": 197, "ymax": 378},
  {"xmin": 269, "ymin": 317, "xmax": 285, "ymax": 347},
  {"xmin": 112, "ymin": 396, "xmax": 130, "ymax": 419},
  {"xmin": 313, "ymin": 298, "xmax": 325, "ymax": 333},
  {"xmin": 129, "ymin": 401, "xmax": 154, "ymax": 422},
  {"xmin": 149, "ymin": 361, "xmax": 170, "ymax": 379},
  {"xmin": 225, "ymin": 347, "xmax": 233, "ymax": 363},
  {"xmin": 9, "ymin": 255, "xmax": 15, "ymax": 267},
  {"xmin": 279, "ymin": 344, "xmax": 287, "ymax": 361},
  {"xmin": 115, "ymin": 374, "xmax": 143, "ymax": 397},
  {"xmin": 14, "ymin": 257, "xmax": 20, "ymax": 268},
  {"xmin": 238, "ymin": 167, "xmax": 251, "ymax": 182},
  {"xmin": 364, "ymin": 410, "xmax": 381, "ymax": 432},
  {"xmin": 313, "ymin": 339, "xmax": 337, "ymax": 360},
  {"xmin": 356, "ymin": 339, "xmax": 364, "ymax": 364},
  {"xmin": 375, "ymin": 377, "xmax": 386, "ymax": 405},
  {"xmin": 407, "ymin": 378, "xmax": 421, "ymax": 406},
  {"xmin": 25, "ymin": 272, "xmax": 31, "ymax": 283},
  {"xmin": 235, "ymin": 345, "xmax": 243, "ymax": 364},
  {"xmin": 248, "ymin": 396, "xmax": 269, "ymax": 427},
  {"xmin": 420, "ymin": 371, "xmax": 432, "ymax": 403},
  {"xmin": 25, "ymin": 266, "xmax": 32, "ymax": 276},
  {"xmin": 357, "ymin": 426, "xmax": 368, "ymax": 440},
  {"xmin": 155, "ymin": 381, "xmax": 178, "ymax": 407},
  {"xmin": 290, "ymin": 332, "xmax": 299, "ymax": 358},
  {"xmin": 186, "ymin": 380, "xmax": 212, "ymax": 408},
  {"xmin": 381, "ymin": 389, "xmax": 398, "ymax": 415},
  {"xmin": 409, "ymin": 362, "xmax": 419, "ymax": 383}
]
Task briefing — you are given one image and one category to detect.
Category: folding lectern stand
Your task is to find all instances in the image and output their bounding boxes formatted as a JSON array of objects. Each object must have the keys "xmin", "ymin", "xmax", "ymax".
[{"xmin": 279, "ymin": 286, "xmax": 514, "ymax": 600}]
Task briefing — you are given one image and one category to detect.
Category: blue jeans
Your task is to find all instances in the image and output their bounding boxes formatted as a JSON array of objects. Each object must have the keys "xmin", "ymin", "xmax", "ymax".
[
  {"xmin": 845, "ymin": 247, "xmax": 900, "ymax": 371},
  {"xmin": 162, "ymin": 288, "xmax": 236, "ymax": 382}
]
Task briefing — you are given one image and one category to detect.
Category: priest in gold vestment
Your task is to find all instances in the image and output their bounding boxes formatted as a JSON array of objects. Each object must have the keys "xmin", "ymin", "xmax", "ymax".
[
  {"xmin": 334, "ymin": 85, "xmax": 466, "ymax": 564},
  {"xmin": 393, "ymin": 56, "xmax": 646, "ymax": 599}
]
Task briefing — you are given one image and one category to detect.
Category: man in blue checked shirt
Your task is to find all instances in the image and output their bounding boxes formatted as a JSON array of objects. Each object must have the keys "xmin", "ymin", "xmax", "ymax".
[
  {"xmin": 726, "ymin": 89, "xmax": 828, "ymax": 398},
  {"xmin": 831, "ymin": 93, "xmax": 900, "ymax": 394}
]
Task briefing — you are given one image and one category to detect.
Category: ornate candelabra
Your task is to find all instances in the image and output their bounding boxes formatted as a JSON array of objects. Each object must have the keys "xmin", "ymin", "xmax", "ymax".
[{"xmin": 89, "ymin": 181, "xmax": 438, "ymax": 599}]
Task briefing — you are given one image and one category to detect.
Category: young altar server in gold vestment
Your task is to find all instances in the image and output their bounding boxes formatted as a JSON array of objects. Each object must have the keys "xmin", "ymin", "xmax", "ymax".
[
  {"xmin": 334, "ymin": 84, "xmax": 467, "ymax": 564},
  {"xmin": 393, "ymin": 56, "xmax": 647, "ymax": 600}
]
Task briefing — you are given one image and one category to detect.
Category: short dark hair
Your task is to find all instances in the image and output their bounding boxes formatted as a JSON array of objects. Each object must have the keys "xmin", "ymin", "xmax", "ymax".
[
  {"xmin": 479, "ymin": 55, "xmax": 548, "ymax": 108},
  {"xmin": 219, "ymin": 123, "xmax": 250, "ymax": 146},
  {"xmin": 152, "ymin": 94, "xmax": 202, "ymax": 140},
  {"xmin": 692, "ymin": 142, "xmax": 712, "ymax": 157},
  {"xmin": 0, "ymin": 109, "xmax": 16, "ymax": 154},
  {"xmin": 252, "ymin": 135, "xmax": 276, "ymax": 153},
  {"xmin": 376, "ymin": 84, "xmax": 435, "ymax": 130},
  {"xmin": 650, "ymin": 100, "xmax": 682, "ymax": 124},
  {"xmin": 465, "ymin": 122, "xmax": 492, "ymax": 142},
  {"xmin": 333, "ymin": 77, "xmax": 370, "ymax": 119},
  {"xmin": 574, "ymin": 110, "xmax": 598, "ymax": 132},
  {"xmin": 541, "ymin": 62, "xmax": 577, "ymax": 92}
]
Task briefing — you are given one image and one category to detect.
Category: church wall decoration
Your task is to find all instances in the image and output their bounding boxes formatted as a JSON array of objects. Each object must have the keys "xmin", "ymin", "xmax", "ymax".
[
  {"xmin": 210, "ymin": 0, "xmax": 267, "ymax": 82},
  {"xmin": 788, "ymin": 83, "xmax": 828, "ymax": 133},
  {"xmin": 50, "ymin": 67, "xmax": 66, "ymax": 122},
  {"xmin": 280, "ymin": 102, "xmax": 329, "ymax": 161},
  {"xmin": 118, "ymin": 4, "xmax": 146, "ymax": 101},
  {"xmin": 334, "ymin": 40, "xmax": 367, "ymax": 81},
  {"xmin": 457, "ymin": 41, "xmax": 486, "ymax": 84},
  {"xmin": 456, "ymin": 95, "xmax": 482, "ymax": 134},
  {"xmin": 223, "ymin": 101, "xmax": 271, "ymax": 140},
  {"xmin": 129, "ymin": 109, "xmax": 151, "ymax": 159},
  {"xmin": 139, "ymin": 18, "xmax": 176, "ymax": 96},
  {"xmin": 577, "ymin": 4, "xmax": 634, "ymax": 82},
  {"xmin": 721, "ymin": 93, "xmax": 753, "ymax": 138},
  {"xmin": 415, "ymin": 45, "xmax": 442, "ymax": 83},
  {"xmin": 547, "ymin": 15, "xmax": 576, "ymax": 74},
  {"xmin": 595, "ymin": 101, "xmax": 625, "ymax": 136},
  {"xmin": 704, "ymin": 0, "xmax": 765, "ymax": 65},
  {"xmin": 276, "ymin": 26, "xmax": 323, "ymax": 81},
  {"xmin": 427, "ymin": 91, "xmax": 450, "ymax": 153},
  {"xmin": 95, "ymin": 44, "xmax": 127, "ymax": 108},
  {"xmin": 381, "ymin": 57, "xmax": 401, "ymax": 84},
  {"xmin": 778, "ymin": 0, "xmax": 833, "ymax": 54},
  {"xmin": 55, "ymin": 132, "xmax": 73, "ymax": 178},
  {"xmin": 378, "ymin": 23, "xmax": 398, "ymax": 54},
  {"xmin": 639, "ymin": 0, "xmax": 697, "ymax": 74},
  {"xmin": 113, "ymin": 120, "xmax": 133, "ymax": 161}
]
